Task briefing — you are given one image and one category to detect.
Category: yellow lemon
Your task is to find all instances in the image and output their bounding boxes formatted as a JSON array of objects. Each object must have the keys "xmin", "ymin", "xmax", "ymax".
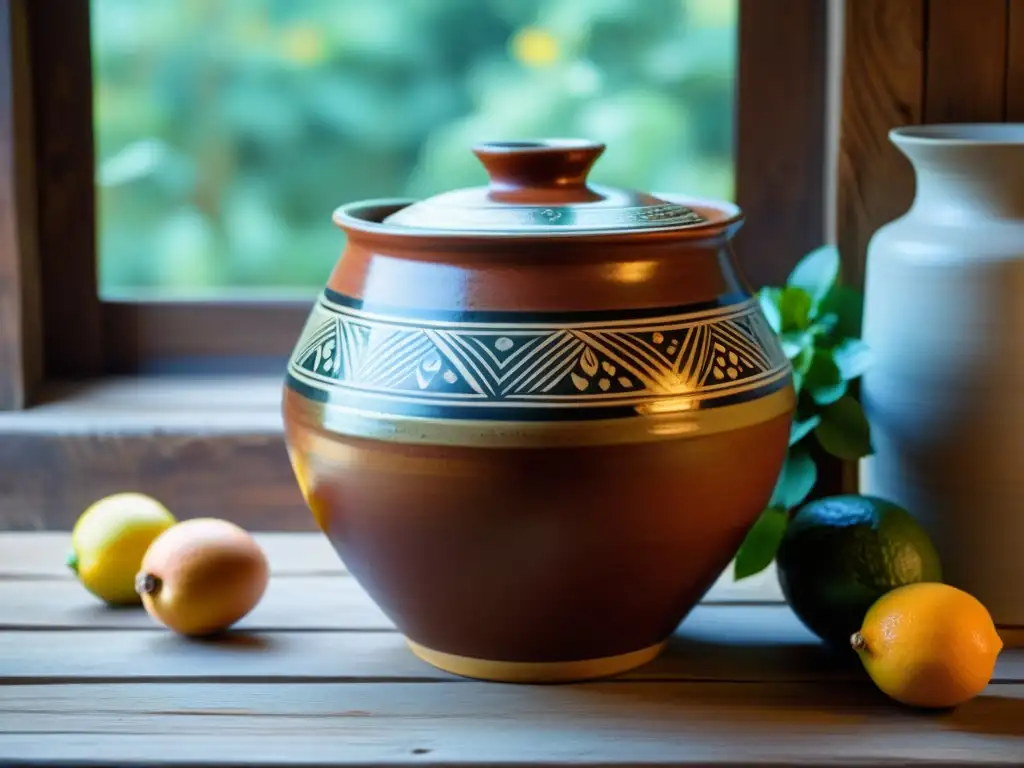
[
  {"xmin": 67, "ymin": 493, "xmax": 177, "ymax": 605},
  {"xmin": 851, "ymin": 582, "xmax": 1003, "ymax": 708}
]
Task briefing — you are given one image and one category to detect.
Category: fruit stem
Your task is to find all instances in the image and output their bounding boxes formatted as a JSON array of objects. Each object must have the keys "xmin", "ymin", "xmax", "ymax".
[
  {"xmin": 135, "ymin": 572, "xmax": 161, "ymax": 596},
  {"xmin": 850, "ymin": 632, "xmax": 869, "ymax": 653},
  {"xmin": 65, "ymin": 551, "xmax": 78, "ymax": 573}
]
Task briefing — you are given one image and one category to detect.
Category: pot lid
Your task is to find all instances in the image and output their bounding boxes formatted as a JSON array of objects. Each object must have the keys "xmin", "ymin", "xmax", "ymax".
[{"xmin": 380, "ymin": 139, "xmax": 718, "ymax": 235}]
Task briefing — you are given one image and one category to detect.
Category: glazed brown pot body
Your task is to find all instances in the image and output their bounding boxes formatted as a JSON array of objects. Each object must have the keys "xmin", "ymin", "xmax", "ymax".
[{"xmin": 282, "ymin": 141, "xmax": 794, "ymax": 682}]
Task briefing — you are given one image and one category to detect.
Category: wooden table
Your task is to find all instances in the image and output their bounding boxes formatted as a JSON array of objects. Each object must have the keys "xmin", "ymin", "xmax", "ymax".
[{"xmin": 2, "ymin": 533, "xmax": 1023, "ymax": 766}]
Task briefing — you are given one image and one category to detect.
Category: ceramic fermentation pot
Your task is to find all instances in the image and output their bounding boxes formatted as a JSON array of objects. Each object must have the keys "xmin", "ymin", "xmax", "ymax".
[
  {"xmin": 861, "ymin": 124, "xmax": 1024, "ymax": 627},
  {"xmin": 282, "ymin": 140, "xmax": 795, "ymax": 682}
]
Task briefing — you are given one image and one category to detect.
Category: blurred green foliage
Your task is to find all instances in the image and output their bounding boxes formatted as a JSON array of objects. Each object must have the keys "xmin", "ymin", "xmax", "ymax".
[{"xmin": 92, "ymin": 0, "xmax": 736, "ymax": 295}]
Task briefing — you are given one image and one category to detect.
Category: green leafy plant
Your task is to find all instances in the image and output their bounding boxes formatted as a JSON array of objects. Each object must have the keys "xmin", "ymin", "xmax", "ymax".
[{"xmin": 733, "ymin": 245, "xmax": 873, "ymax": 580}]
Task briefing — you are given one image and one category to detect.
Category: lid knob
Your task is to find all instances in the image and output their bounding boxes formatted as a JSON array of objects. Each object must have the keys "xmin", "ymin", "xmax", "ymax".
[{"xmin": 472, "ymin": 139, "xmax": 606, "ymax": 204}]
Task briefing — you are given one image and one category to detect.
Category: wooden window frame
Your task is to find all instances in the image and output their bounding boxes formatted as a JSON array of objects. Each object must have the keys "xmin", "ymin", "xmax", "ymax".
[{"xmin": 0, "ymin": 0, "xmax": 831, "ymax": 528}]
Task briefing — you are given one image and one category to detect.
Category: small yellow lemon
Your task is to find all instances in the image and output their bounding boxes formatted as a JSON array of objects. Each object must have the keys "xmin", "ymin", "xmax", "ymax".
[
  {"xmin": 67, "ymin": 493, "xmax": 177, "ymax": 605},
  {"xmin": 851, "ymin": 582, "xmax": 1003, "ymax": 708}
]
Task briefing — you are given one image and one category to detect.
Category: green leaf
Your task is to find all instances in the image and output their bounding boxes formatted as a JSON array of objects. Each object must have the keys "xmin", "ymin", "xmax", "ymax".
[
  {"xmin": 769, "ymin": 446, "xmax": 818, "ymax": 509},
  {"xmin": 787, "ymin": 245, "xmax": 840, "ymax": 306},
  {"xmin": 815, "ymin": 395, "xmax": 873, "ymax": 460},
  {"xmin": 758, "ymin": 288, "xmax": 783, "ymax": 333},
  {"xmin": 804, "ymin": 348, "xmax": 847, "ymax": 405},
  {"xmin": 793, "ymin": 344, "xmax": 815, "ymax": 374},
  {"xmin": 734, "ymin": 507, "xmax": 789, "ymax": 580},
  {"xmin": 779, "ymin": 286, "xmax": 813, "ymax": 331},
  {"xmin": 819, "ymin": 283, "xmax": 864, "ymax": 339},
  {"xmin": 833, "ymin": 338, "xmax": 872, "ymax": 380},
  {"xmin": 809, "ymin": 314, "xmax": 838, "ymax": 337},
  {"xmin": 790, "ymin": 414, "xmax": 821, "ymax": 446},
  {"xmin": 780, "ymin": 330, "xmax": 813, "ymax": 360},
  {"xmin": 790, "ymin": 343, "xmax": 815, "ymax": 394}
]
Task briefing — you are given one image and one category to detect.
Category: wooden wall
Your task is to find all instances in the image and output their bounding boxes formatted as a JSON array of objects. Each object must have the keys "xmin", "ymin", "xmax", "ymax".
[{"xmin": 837, "ymin": 0, "xmax": 1024, "ymax": 288}]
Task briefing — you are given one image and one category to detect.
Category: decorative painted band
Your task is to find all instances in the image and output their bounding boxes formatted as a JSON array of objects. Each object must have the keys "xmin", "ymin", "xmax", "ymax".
[{"xmin": 285, "ymin": 290, "xmax": 791, "ymax": 422}]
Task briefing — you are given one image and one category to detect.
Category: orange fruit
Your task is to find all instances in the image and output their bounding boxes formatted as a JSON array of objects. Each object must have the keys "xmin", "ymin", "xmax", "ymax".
[
  {"xmin": 851, "ymin": 582, "xmax": 1003, "ymax": 708},
  {"xmin": 135, "ymin": 518, "xmax": 268, "ymax": 636}
]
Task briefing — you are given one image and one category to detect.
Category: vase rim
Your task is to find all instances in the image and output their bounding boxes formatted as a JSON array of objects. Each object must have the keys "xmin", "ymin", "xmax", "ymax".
[{"xmin": 890, "ymin": 123, "xmax": 1024, "ymax": 146}]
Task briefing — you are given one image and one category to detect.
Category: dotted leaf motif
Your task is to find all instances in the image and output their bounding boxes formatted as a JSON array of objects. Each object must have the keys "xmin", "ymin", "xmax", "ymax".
[
  {"xmin": 712, "ymin": 343, "xmax": 744, "ymax": 381},
  {"xmin": 650, "ymin": 331, "xmax": 681, "ymax": 358},
  {"xmin": 415, "ymin": 351, "xmax": 443, "ymax": 390},
  {"xmin": 571, "ymin": 346, "xmax": 623, "ymax": 392},
  {"xmin": 312, "ymin": 338, "xmax": 341, "ymax": 375},
  {"xmin": 289, "ymin": 296, "xmax": 790, "ymax": 408}
]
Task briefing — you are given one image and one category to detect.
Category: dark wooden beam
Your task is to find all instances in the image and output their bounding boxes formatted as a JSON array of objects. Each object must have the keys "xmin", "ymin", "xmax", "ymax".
[
  {"xmin": 24, "ymin": 0, "xmax": 103, "ymax": 379},
  {"xmin": 103, "ymin": 300, "xmax": 309, "ymax": 374},
  {"xmin": 735, "ymin": 0, "xmax": 828, "ymax": 290},
  {"xmin": 836, "ymin": 0, "xmax": 926, "ymax": 290},
  {"xmin": 0, "ymin": 430, "xmax": 309, "ymax": 531},
  {"xmin": 925, "ymin": 0, "xmax": 1009, "ymax": 123},
  {"xmin": 0, "ymin": 378, "xmax": 310, "ymax": 531},
  {"xmin": 0, "ymin": 0, "xmax": 41, "ymax": 410},
  {"xmin": 1007, "ymin": 0, "xmax": 1024, "ymax": 120}
]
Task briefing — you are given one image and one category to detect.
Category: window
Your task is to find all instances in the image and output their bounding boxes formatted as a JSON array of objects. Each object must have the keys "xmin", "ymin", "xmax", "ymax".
[
  {"xmin": 0, "ymin": 0, "xmax": 829, "ymax": 526},
  {"xmin": 93, "ymin": 0, "xmax": 739, "ymax": 296}
]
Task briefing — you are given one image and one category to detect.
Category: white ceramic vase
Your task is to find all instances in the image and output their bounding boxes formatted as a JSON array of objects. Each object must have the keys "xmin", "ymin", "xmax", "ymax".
[{"xmin": 860, "ymin": 124, "xmax": 1024, "ymax": 626}]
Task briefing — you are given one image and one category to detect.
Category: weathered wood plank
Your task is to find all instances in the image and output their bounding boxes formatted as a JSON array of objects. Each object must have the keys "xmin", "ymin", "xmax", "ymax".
[
  {"xmin": 0, "ymin": 378, "xmax": 313, "ymax": 530},
  {"xmin": 0, "ymin": 576, "xmax": 389, "ymax": 630},
  {"xmin": 735, "ymin": 0, "xmax": 827, "ymax": 290},
  {"xmin": 1, "ymin": 682, "xmax": 1023, "ymax": 766},
  {"xmin": 0, "ymin": 605, "xmax": 853, "ymax": 683},
  {"xmin": 0, "ymin": 532, "xmax": 786, "ymax": 604},
  {"xmin": 104, "ymin": 299, "xmax": 308, "ymax": 374},
  {"xmin": 5, "ymin": 605, "xmax": 1021, "ymax": 684},
  {"xmin": 0, "ymin": 570, "xmax": 785, "ymax": 631},
  {"xmin": 0, "ymin": 0, "xmax": 40, "ymax": 410},
  {"xmin": 836, "ymin": 0, "xmax": 925, "ymax": 290},
  {"xmin": 0, "ymin": 630, "xmax": 442, "ymax": 682},
  {"xmin": 925, "ymin": 0, "xmax": 1009, "ymax": 124},
  {"xmin": 0, "ymin": 431, "xmax": 309, "ymax": 531},
  {"xmin": 0, "ymin": 532, "xmax": 341, "ymax": 578},
  {"xmin": 1008, "ymin": 0, "xmax": 1024, "ymax": 120}
]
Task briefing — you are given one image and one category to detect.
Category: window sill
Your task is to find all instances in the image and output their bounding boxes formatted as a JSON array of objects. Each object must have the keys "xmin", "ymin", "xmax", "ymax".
[
  {"xmin": 0, "ymin": 376, "xmax": 309, "ymax": 531},
  {"xmin": 0, "ymin": 375, "xmax": 286, "ymax": 434}
]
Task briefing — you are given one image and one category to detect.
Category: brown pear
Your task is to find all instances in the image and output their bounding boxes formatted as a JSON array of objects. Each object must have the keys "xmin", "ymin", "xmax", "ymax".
[{"xmin": 136, "ymin": 518, "xmax": 268, "ymax": 636}]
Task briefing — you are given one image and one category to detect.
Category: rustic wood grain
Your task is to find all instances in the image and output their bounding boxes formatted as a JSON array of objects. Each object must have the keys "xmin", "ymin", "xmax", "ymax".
[
  {"xmin": 734, "ymin": 0, "xmax": 828, "ymax": 291},
  {"xmin": 0, "ymin": 532, "xmax": 343, "ymax": 578},
  {"xmin": 0, "ymin": 571, "xmax": 785, "ymax": 630},
  {"xmin": 2, "ymin": 528, "xmax": 1022, "ymax": 767},
  {"xmin": 2, "ymin": 682, "xmax": 1023, "ymax": 766},
  {"xmin": 0, "ymin": 576, "xmax": 388, "ymax": 631},
  {"xmin": 4, "ymin": 607, "xmax": 1020, "ymax": 685},
  {"xmin": 925, "ymin": 0, "xmax": 1010, "ymax": 124},
  {"xmin": 0, "ymin": 615, "xmax": 851, "ymax": 684},
  {"xmin": 0, "ymin": 375, "xmax": 287, "ymax": 433},
  {"xmin": 104, "ymin": 300, "xmax": 310, "ymax": 374},
  {"xmin": 0, "ymin": 378, "xmax": 309, "ymax": 530},
  {"xmin": 0, "ymin": 531, "xmax": 786, "ymax": 604},
  {"xmin": 835, "ymin": 0, "xmax": 925, "ymax": 290},
  {"xmin": 24, "ymin": 0, "xmax": 103, "ymax": 378},
  {"xmin": 0, "ymin": 0, "xmax": 39, "ymax": 410},
  {"xmin": 0, "ymin": 430, "xmax": 308, "ymax": 530},
  {"xmin": 1008, "ymin": 0, "xmax": 1024, "ymax": 120},
  {"xmin": 0, "ymin": 376, "xmax": 299, "ymax": 529}
]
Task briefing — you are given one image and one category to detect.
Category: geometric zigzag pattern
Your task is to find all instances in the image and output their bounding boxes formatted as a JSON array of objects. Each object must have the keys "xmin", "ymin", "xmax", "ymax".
[{"xmin": 287, "ymin": 295, "xmax": 790, "ymax": 411}]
